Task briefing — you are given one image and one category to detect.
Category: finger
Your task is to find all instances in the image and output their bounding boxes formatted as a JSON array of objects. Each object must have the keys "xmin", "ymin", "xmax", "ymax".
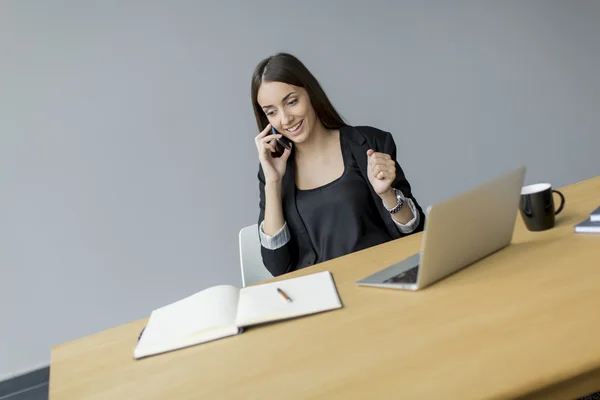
[
  {"xmin": 266, "ymin": 142, "xmax": 277, "ymax": 153},
  {"xmin": 260, "ymin": 135, "xmax": 282, "ymax": 150},
  {"xmin": 376, "ymin": 169, "xmax": 395, "ymax": 179},
  {"xmin": 372, "ymin": 165, "xmax": 384, "ymax": 178},
  {"xmin": 371, "ymin": 153, "xmax": 392, "ymax": 163},
  {"xmin": 372, "ymin": 163, "xmax": 394, "ymax": 174},
  {"xmin": 377, "ymin": 170, "xmax": 395, "ymax": 180},
  {"xmin": 258, "ymin": 144, "xmax": 278, "ymax": 162},
  {"xmin": 261, "ymin": 134, "xmax": 282, "ymax": 144},
  {"xmin": 255, "ymin": 127, "xmax": 273, "ymax": 149},
  {"xmin": 257, "ymin": 144, "xmax": 268, "ymax": 161},
  {"xmin": 382, "ymin": 164, "xmax": 396, "ymax": 173},
  {"xmin": 256, "ymin": 137, "xmax": 273, "ymax": 153},
  {"xmin": 260, "ymin": 123, "xmax": 273, "ymax": 136},
  {"xmin": 368, "ymin": 153, "xmax": 390, "ymax": 167},
  {"xmin": 255, "ymin": 123, "xmax": 273, "ymax": 141},
  {"xmin": 259, "ymin": 136, "xmax": 277, "ymax": 152},
  {"xmin": 281, "ymin": 145, "xmax": 292, "ymax": 160}
]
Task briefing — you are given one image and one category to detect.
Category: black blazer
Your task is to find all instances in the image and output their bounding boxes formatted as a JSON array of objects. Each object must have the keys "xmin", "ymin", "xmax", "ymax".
[{"xmin": 257, "ymin": 125, "xmax": 426, "ymax": 276}]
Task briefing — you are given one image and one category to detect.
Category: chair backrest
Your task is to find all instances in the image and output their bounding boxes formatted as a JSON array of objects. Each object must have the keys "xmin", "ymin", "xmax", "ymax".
[{"xmin": 238, "ymin": 224, "xmax": 273, "ymax": 287}]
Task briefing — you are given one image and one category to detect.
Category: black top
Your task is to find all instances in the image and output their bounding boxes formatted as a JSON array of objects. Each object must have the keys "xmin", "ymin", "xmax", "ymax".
[
  {"xmin": 257, "ymin": 125, "xmax": 426, "ymax": 277},
  {"xmin": 295, "ymin": 132, "xmax": 393, "ymax": 264}
]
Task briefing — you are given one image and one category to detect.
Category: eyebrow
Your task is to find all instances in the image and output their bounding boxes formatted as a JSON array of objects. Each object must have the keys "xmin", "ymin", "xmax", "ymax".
[{"xmin": 262, "ymin": 92, "xmax": 297, "ymax": 109}]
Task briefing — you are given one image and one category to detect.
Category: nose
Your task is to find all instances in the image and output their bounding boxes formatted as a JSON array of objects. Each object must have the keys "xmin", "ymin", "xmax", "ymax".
[{"xmin": 280, "ymin": 110, "xmax": 293, "ymax": 127}]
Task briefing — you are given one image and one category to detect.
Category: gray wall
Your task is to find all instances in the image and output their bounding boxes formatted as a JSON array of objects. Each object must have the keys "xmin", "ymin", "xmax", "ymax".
[{"xmin": 1, "ymin": 0, "xmax": 599, "ymax": 379}]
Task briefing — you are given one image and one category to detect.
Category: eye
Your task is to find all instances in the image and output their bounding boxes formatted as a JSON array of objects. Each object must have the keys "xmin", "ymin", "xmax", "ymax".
[
  {"xmin": 265, "ymin": 109, "xmax": 276, "ymax": 116},
  {"xmin": 287, "ymin": 98, "xmax": 298, "ymax": 106}
]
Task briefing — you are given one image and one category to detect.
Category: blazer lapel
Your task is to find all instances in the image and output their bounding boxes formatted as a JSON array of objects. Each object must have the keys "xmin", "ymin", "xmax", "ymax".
[{"xmin": 343, "ymin": 126, "xmax": 401, "ymax": 240}]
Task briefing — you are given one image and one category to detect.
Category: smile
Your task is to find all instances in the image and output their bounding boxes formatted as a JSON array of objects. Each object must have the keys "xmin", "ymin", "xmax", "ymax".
[{"xmin": 285, "ymin": 120, "xmax": 304, "ymax": 135}]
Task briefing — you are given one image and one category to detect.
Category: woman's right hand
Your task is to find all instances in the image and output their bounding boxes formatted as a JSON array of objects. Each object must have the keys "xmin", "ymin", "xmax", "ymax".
[{"xmin": 254, "ymin": 123, "xmax": 292, "ymax": 184}]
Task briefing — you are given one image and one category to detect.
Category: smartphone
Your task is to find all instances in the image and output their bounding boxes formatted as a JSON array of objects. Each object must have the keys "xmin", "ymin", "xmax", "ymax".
[{"xmin": 270, "ymin": 126, "xmax": 292, "ymax": 157}]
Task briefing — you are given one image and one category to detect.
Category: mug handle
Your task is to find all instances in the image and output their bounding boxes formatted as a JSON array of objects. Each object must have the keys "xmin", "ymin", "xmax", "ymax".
[{"xmin": 553, "ymin": 190, "xmax": 565, "ymax": 215}]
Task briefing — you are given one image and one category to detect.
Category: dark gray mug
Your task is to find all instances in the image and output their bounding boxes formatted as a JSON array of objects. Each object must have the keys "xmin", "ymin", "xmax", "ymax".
[{"xmin": 520, "ymin": 183, "xmax": 565, "ymax": 231}]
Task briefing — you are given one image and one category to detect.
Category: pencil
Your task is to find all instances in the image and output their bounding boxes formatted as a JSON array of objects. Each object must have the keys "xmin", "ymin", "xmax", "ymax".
[{"xmin": 277, "ymin": 288, "xmax": 292, "ymax": 302}]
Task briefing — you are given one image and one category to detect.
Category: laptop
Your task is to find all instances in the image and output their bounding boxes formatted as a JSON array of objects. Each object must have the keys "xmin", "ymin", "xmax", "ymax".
[{"xmin": 356, "ymin": 166, "xmax": 526, "ymax": 291}]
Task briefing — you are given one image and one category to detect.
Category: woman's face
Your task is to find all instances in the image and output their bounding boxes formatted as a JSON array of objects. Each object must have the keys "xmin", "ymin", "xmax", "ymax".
[{"xmin": 256, "ymin": 81, "xmax": 317, "ymax": 144}]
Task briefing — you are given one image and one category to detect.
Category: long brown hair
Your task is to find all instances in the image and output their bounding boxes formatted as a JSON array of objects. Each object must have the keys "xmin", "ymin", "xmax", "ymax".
[{"xmin": 251, "ymin": 53, "xmax": 346, "ymax": 132}]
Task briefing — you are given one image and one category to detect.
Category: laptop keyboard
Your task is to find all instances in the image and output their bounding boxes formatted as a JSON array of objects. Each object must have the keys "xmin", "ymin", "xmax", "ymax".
[{"xmin": 383, "ymin": 265, "xmax": 419, "ymax": 284}]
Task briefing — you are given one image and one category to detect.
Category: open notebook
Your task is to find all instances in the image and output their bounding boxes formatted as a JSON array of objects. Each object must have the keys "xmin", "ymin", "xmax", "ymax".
[{"xmin": 134, "ymin": 271, "xmax": 342, "ymax": 359}]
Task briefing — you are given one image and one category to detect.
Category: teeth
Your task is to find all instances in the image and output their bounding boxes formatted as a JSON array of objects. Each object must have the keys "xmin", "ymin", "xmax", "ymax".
[{"xmin": 287, "ymin": 121, "xmax": 302, "ymax": 132}]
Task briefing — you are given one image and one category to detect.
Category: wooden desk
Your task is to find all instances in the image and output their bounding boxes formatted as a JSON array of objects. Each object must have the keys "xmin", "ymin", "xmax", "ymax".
[{"xmin": 50, "ymin": 176, "xmax": 600, "ymax": 399}]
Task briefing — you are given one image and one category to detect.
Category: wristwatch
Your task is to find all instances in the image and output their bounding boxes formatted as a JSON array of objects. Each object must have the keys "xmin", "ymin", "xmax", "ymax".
[{"xmin": 384, "ymin": 188, "xmax": 405, "ymax": 214}]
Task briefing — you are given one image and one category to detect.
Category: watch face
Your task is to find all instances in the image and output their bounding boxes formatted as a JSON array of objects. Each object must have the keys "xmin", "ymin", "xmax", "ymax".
[{"xmin": 395, "ymin": 190, "xmax": 405, "ymax": 210}]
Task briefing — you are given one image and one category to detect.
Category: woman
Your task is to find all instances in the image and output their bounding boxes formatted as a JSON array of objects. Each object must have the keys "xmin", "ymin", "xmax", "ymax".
[{"xmin": 251, "ymin": 53, "xmax": 426, "ymax": 277}]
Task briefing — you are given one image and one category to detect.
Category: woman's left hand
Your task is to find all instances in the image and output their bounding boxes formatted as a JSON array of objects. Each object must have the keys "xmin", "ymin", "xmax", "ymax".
[{"xmin": 366, "ymin": 149, "xmax": 396, "ymax": 196}]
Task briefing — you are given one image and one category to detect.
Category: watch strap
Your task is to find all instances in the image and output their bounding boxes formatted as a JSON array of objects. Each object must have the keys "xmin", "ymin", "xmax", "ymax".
[{"xmin": 385, "ymin": 188, "xmax": 405, "ymax": 214}]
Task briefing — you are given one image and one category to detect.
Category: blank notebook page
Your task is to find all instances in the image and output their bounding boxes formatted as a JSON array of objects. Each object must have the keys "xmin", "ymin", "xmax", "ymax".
[
  {"xmin": 140, "ymin": 285, "xmax": 240, "ymax": 346},
  {"xmin": 235, "ymin": 271, "xmax": 342, "ymax": 327}
]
